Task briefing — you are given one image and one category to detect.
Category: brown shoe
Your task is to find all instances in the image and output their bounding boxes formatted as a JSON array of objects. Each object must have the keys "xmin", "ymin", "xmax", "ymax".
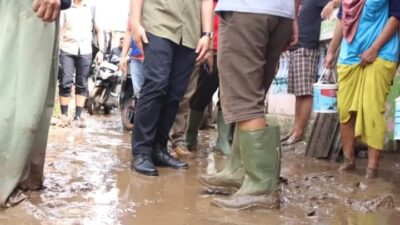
[
  {"xmin": 171, "ymin": 145, "xmax": 194, "ymax": 159},
  {"xmin": 365, "ymin": 168, "xmax": 378, "ymax": 179},
  {"xmin": 339, "ymin": 158, "xmax": 356, "ymax": 171}
]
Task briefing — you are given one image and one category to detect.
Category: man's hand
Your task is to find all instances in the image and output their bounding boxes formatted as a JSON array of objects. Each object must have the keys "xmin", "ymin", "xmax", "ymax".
[
  {"xmin": 196, "ymin": 36, "xmax": 210, "ymax": 62},
  {"xmin": 286, "ymin": 20, "xmax": 299, "ymax": 50},
  {"xmin": 359, "ymin": 47, "xmax": 379, "ymax": 67},
  {"xmin": 132, "ymin": 22, "xmax": 148, "ymax": 55},
  {"xmin": 96, "ymin": 52, "xmax": 104, "ymax": 65},
  {"xmin": 321, "ymin": 1, "xmax": 335, "ymax": 20},
  {"xmin": 32, "ymin": 0, "xmax": 61, "ymax": 22},
  {"xmin": 119, "ymin": 57, "xmax": 129, "ymax": 74},
  {"xmin": 324, "ymin": 52, "xmax": 336, "ymax": 69}
]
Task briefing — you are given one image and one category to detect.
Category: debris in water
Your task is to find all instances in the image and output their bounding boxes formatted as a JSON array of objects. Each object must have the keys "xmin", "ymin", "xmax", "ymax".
[{"xmin": 345, "ymin": 195, "xmax": 395, "ymax": 213}]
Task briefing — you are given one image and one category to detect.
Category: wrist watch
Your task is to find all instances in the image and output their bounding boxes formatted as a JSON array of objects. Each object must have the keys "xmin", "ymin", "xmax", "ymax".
[{"xmin": 202, "ymin": 32, "xmax": 214, "ymax": 39}]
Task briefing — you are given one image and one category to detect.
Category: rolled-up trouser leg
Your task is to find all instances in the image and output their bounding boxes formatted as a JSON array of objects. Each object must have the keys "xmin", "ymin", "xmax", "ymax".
[
  {"xmin": 0, "ymin": 0, "xmax": 57, "ymax": 207},
  {"xmin": 59, "ymin": 51, "xmax": 75, "ymax": 97},
  {"xmin": 75, "ymin": 53, "xmax": 92, "ymax": 97},
  {"xmin": 218, "ymin": 12, "xmax": 292, "ymax": 124}
]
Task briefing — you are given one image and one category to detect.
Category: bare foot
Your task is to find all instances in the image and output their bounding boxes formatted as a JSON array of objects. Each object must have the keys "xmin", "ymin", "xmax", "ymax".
[
  {"xmin": 365, "ymin": 168, "xmax": 378, "ymax": 179},
  {"xmin": 339, "ymin": 158, "xmax": 356, "ymax": 171}
]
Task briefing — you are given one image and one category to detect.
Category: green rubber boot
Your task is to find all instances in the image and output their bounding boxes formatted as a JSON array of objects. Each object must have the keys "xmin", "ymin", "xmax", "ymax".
[
  {"xmin": 185, "ymin": 109, "xmax": 204, "ymax": 151},
  {"xmin": 215, "ymin": 110, "xmax": 231, "ymax": 155},
  {"xmin": 212, "ymin": 126, "xmax": 282, "ymax": 210},
  {"xmin": 197, "ymin": 128, "xmax": 244, "ymax": 194}
]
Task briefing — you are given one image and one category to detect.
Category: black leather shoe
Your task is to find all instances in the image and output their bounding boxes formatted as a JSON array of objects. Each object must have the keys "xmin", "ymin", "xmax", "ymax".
[
  {"xmin": 131, "ymin": 154, "xmax": 159, "ymax": 176},
  {"xmin": 153, "ymin": 145, "xmax": 189, "ymax": 169}
]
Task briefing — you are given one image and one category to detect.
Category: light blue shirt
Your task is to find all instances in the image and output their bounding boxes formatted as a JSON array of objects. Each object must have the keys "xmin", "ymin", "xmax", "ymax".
[
  {"xmin": 215, "ymin": 0, "xmax": 295, "ymax": 19},
  {"xmin": 338, "ymin": 0, "xmax": 400, "ymax": 65}
]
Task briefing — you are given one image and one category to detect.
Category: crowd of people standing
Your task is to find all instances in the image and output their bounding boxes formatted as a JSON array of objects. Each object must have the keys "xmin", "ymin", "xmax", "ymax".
[{"xmin": 1, "ymin": 0, "xmax": 400, "ymax": 212}]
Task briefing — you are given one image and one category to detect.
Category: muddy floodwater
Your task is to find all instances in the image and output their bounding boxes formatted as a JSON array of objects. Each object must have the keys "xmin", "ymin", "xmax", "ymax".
[{"xmin": 1, "ymin": 114, "xmax": 400, "ymax": 225}]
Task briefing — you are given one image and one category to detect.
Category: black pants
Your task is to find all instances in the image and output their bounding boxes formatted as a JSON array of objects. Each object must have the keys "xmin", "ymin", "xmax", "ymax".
[
  {"xmin": 190, "ymin": 55, "xmax": 219, "ymax": 111},
  {"xmin": 59, "ymin": 50, "xmax": 92, "ymax": 97},
  {"xmin": 132, "ymin": 33, "xmax": 196, "ymax": 155}
]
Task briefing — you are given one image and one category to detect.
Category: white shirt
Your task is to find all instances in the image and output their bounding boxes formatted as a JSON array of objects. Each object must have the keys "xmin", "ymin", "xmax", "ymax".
[{"xmin": 60, "ymin": 2, "xmax": 94, "ymax": 55}]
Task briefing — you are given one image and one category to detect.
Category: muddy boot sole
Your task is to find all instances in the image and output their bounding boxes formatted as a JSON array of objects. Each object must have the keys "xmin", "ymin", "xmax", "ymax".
[
  {"xmin": 211, "ymin": 192, "xmax": 280, "ymax": 210},
  {"xmin": 197, "ymin": 176, "xmax": 240, "ymax": 195}
]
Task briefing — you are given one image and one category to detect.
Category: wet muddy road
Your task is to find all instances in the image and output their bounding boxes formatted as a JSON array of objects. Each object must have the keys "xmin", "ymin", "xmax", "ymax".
[{"xmin": 1, "ymin": 114, "xmax": 400, "ymax": 225}]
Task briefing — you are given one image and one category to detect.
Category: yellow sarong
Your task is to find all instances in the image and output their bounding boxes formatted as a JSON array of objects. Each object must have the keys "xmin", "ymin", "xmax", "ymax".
[{"xmin": 337, "ymin": 58, "xmax": 398, "ymax": 150}]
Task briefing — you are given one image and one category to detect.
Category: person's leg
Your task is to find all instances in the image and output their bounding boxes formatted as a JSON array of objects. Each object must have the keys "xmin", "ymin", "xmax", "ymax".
[
  {"xmin": 186, "ymin": 59, "xmax": 220, "ymax": 150},
  {"xmin": 212, "ymin": 13, "xmax": 292, "ymax": 209},
  {"xmin": 19, "ymin": 56, "xmax": 57, "ymax": 191},
  {"xmin": 170, "ymin": 64, "xmax": 200, "ymax": 158},
  {"xmin": 190, "ymin": 57, "xmax": 220, "ymax": 112},
  {"xmin": 131, "ymin": 33, "xmax": 174, "ymax": 176},
  {"xmin": 74, "ymin": 53, "xmax": 92, "ymax": 121},
  {"xmin": 293, "ymin": 95, "xmax": 312, "ymax": 137},
  {"xmin": 129, "ymin": 58, "xmax": 145, "ymax": 98},
  {"xmin": 59, "ymin": 50, "xmax": 75, "ymax": 117},
  {"xmin": 293, "ymin": 96, "xmax": 301, "ymax": 133},
  {"xmin": 152, "ymin": 43, "xmax": 196, "ymax": 167},
  {"xmin": 285, "ymin": 48, "xmax": 319, "ymax": 144},
  {"xmin": 359, "ymin": 59, "xmax": 397, "ymax": 178},
  {"xmin": 339, "ymin": 115, "xmax": 357, "ymax": 171},
  {"xmin": 281, "ymin": 50, "xmax": 296, "ymax": 140},
  {"xmin": 0, "ymin": 1, "xmax": 57, "ymax": 206}
]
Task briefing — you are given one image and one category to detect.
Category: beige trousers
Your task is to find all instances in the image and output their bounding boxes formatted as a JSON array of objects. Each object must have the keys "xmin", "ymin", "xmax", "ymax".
[{"xmin": 170, "ymin": 64, "xmax": 200, "ymax": 147}]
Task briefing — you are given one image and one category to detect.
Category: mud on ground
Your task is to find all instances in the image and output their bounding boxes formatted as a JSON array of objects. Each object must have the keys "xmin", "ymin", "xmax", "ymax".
[{"xmin": 1, "ymin": 114, "xmax": 400, "ymax": 225}]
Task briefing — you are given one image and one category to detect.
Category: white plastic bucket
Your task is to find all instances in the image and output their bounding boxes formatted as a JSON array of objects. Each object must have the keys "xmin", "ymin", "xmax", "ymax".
[
  {"xmin": 313, "ymin": 69, "xmax": 338, "ymax": 113},
  {"xmin": 394, "ymin": 97, "xmax": 400, "ymax": 140}
]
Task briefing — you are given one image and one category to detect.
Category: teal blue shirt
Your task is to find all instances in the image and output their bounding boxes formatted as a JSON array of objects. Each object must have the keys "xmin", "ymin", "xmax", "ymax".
[{"xmin": 338, "ymin": 0, "xmax": 399, "ymax": 65}]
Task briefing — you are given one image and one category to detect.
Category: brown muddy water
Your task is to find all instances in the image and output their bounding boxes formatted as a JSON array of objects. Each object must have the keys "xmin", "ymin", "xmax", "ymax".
[{"xmin": 1, "ymin": 114, "xmax": 400, "ymax": 225}]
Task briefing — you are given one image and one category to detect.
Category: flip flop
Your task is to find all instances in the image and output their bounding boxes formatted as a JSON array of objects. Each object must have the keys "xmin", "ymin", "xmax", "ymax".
[
  {"xmin": 282, "ymin": 135, "xmax": 303, "ymax": 146},
  {"xmin": 280, "ymin": 133, "xmax": 292, "ymax": 142}
]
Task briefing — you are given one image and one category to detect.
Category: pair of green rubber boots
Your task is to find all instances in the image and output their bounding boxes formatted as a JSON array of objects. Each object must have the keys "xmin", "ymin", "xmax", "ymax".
[
  {"xmin": 197, "ymin": 125, "xmax": 282, "ymax": 210},
  {"xmin": 186, "ymin": 110, "xmax": 232, "ymax": 155}
]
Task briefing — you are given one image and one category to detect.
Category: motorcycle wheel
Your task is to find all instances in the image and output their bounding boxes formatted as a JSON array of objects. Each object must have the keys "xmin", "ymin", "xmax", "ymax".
[
  {"xmin": 87, "ymin": 87, "xmax": 103, "ymax": 115},
  {"xmin": 121, "ymin": 97, "xmax": 136, "ymax": 131},
  {"xmin": 104, "ymin": 106, "xmax": 112, "ymax": 115}
]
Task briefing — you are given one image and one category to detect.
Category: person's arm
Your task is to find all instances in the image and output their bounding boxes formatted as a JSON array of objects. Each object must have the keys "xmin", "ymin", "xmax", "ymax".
[
  {"xmin": 130, "ymin": 0, "xmax": 147, "ymax": 54},
  {"xmin": 196, "ymin": 0, "xmax": 213, "ymax": 62},
  {"xmin": 119, "ymin": 31, "xmax": 133, "ymax": 74},
  {"xmin": 321, "ymin": 0, "xmax": 340, "ymax": 20},
  {"xmin": 324, "ymin": 19, "xmax": 343, "ymax": 68},
  {"xmin": 32, "ymin": 0, "xmax": 61, "ymax": 22},
  {"xmin": 359, "ymin": 17, "xmax": 400, "ymax": 66},
  {"xmin": 59, "ymin": 11, "xmax": 66, "ymax": 43},
  {"xmin": 288, "ymin": 0, "xmax": 301, "ymax": 48},
  {"xmin": 94, "ymin": 24, "xmax": 105, "ymax": 63},
  {"xmin": 95, "ymin": 25, "xmax": 105, "ymax": 53}
]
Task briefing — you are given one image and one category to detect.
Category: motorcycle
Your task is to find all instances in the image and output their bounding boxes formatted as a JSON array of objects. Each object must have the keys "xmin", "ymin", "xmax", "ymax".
[
  {"xmin": 87, "ymin": 55, "xmax": 121, "ymax": 115},
  {"xmin": 120, "ymin": 71, "xmax": 136, "ymax": 131}
]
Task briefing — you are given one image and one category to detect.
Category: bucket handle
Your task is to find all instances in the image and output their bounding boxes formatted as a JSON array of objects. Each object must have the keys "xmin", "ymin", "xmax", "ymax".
[{"xmin": 317, "ymin": 68, "xmax": 337, "ymax": 84}]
